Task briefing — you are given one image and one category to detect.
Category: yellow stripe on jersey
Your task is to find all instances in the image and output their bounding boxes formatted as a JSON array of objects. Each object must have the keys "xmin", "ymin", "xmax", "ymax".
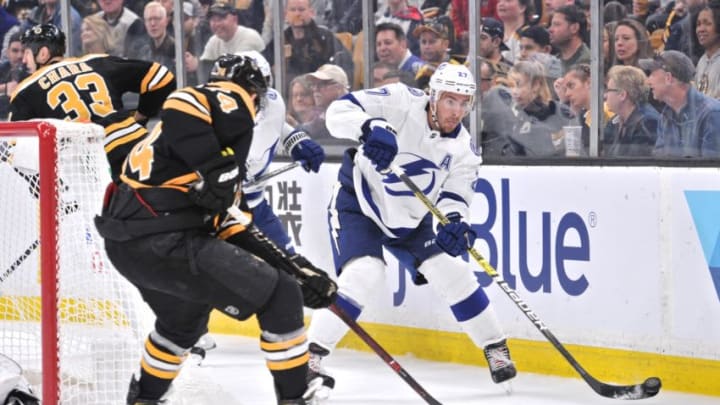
[
  {"xmin": 266, "ymin": 352, "xmax": 309, "ymax": 371},
  {"xmin": 140, "ymin": 63, "xmax": 161, "ymax": 93},
  {"xmin": 206, "ymin": 81, "xmax": 257, "ymax": 121},
  {"xmin": 163, "ymin": 88, "xmax": 212, "ymax": 124},
  {"xmin": 217, "ymin": 223, "xmax": 249, "ymax": 239},
  {"xmin": 104, "ymin": 117, "xmax": 147, "ymax": 153}
]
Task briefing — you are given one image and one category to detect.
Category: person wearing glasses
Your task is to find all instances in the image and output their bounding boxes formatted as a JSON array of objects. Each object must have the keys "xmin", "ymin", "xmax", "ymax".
[{"xmin": 602, "ymin": 65, "xmax": 659, "ymax": 157}]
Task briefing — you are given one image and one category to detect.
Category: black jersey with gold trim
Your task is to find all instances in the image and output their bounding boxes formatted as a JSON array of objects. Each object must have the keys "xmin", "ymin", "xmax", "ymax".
[
  {"xmin": 8, "ymin": 54, "xmax": 175, "ymax": 180},
  {"xmin": 120, "ymin": 81, "xmax": 256, "ymax": 197}
]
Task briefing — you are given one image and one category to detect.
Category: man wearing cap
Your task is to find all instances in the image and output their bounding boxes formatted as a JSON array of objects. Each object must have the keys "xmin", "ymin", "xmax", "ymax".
[
  {"xmin": 299, "ymin": 64, "xmax": 354, "ymax": 145},
  {"xmin": 518, "ymin": 25, "xmax": 563, "ymax": 88},
  {"xmin": 199, "ymin": 1, "xmax": 265, "ymax": 65},
  {"xmin": 413, "ymin": 17, "xmax": 462, "ymax": 89},
  {"xmin": 479, "ymin": 17, "xmax": 513, "ymax": 77},
  {"xmin": 640, "ymin": 50, "xmax": 720, "ymax": 158}
]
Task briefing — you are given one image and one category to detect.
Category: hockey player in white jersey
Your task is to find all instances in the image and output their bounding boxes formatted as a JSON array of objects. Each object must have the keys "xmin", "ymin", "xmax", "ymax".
[
  {"xmin": 192, "ymin": 50, "xmax": 326, "ymax": 356},
  {"xmin": 306, "ymin": 63, "xmax": 517, "ymax": 396}
]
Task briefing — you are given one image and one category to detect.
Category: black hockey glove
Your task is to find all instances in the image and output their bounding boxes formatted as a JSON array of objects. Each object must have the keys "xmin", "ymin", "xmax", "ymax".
[
  {"xmin": 290, "ymin": 254, "xmax": 338, "ymax": 309},
  {"xmin": 188, "ymin": 148, "xmax": 240, "ymax": 215}
]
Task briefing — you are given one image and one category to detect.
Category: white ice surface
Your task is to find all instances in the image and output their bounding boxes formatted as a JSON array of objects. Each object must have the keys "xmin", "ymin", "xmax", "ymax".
[{"xmin": 195, "ymin": 334, "xmax": 719, "ymax": 405}]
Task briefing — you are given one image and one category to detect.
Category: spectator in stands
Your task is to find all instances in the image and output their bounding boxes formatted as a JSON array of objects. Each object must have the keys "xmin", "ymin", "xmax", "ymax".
[
  {"xmin": 694, "ymin": 0, "xmax": 720, "ymax": 98},
  {"xmin": 264, "ymin": 0, "xmax": 353, "ymax": 89},
  {"xmin": 612, "ymin": 18, "xmax": 653, "ymax": 68},
  {"xmin": 182, "ymin": 2, "xmax": 202, "ymax": 85},
  {"xmin": 549, "ymin": 4, "xmax": 590, "ymax": 74},
  {"xmin": 376, "ymin": 0, "xmax": 424, "ymax": 56},
  {"xmin": 95, "ymin": 0, "xmax": 146, "ymax": 57},
  {"xmin": 300, "ymin": 64, "xmax": 351, "ymax": 144},
  {"xmin": 24, "ymin": 0, "xmax": 82, "ymax": 55},
  {"xmin": 0, "ymin": 32, "xmax": 26, "ymax": 119},
  {"xmin": 286, "ymin": 74, "xmax": 319, "ymax": 128},
  {"xmin": 375, "ymin": 22, "xmax": 427, "ymax": 76},
  {"xmin": 200, "ymin": 1, "xmax": 264, "ymax": 64},
  {"xmin": 559, "ymin": 63, "xmax": 591, "ymax": 154},
  {"xmin": 603, "ymin": 1, "xmax": 628, "ymax": 24},
  {"xmin": 603, "ymin": 22, "xmax": 617, "ymax": 74},
  {"xmin": 543, "ymin": 0, "xmax": 573, "ymax": 20},
  {"xmin": 518, "ymin": 25, "xmax": 562, "ymax": 79},
  {"xmin": 603, "ymin": 65, "xmax": 659, "ymax": 157},
  {"xmin": 665, "ymin": 0, "xmax": 707, "ymax": 65},
  {"xmin": 413, "ymin": 17, "xmax": 459, "ymax": 90},
  {"xmin": 480, "ymin": 17, "xmax": 514, "ymax": 77},
  {"xmin": 81, "ymin": 14, "xmax": 117, "ymax": 54},
  {"xmin": 640, "ymin": 50, "xmax": 720, "ymax": 158},
  {"xmin": 496, "ymin": 0, "xmax": 537, "ymax": 63},
  {"xmin": 371, "ymin": 61, "xmax": 416, "ymax": 86},
  {"xmin": 0, "ymin": 2, "xmax": 20, "ymax": 58},
  {"xmin": 325, "ymin": 0, "xmax": 363, "ymax": 34},
  {"xmin": 631, "ymin": 0, "xmax": 653, "ymax": 25},
  {"xmin": 498, "ymin": 60, "xmax": 573, "ymax": 156},
  {"xmin": 127, "ymin": 2, "xmax": 176, "ymax": 71}
]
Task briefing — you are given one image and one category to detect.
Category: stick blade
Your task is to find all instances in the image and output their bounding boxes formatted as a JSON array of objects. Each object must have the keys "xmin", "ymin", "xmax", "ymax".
[{"xmin": 593, "ymin": 377, "xmax": 662, "ymax": 400}]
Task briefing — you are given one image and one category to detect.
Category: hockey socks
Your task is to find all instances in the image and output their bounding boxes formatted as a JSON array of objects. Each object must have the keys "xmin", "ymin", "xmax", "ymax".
[
  {"xmin": 136, "ymin": 333, "xmax": 189, "ymax": 400},
  {"xmin": 260, "ymin": 328, "xmax": 311, "ymax": 401}
]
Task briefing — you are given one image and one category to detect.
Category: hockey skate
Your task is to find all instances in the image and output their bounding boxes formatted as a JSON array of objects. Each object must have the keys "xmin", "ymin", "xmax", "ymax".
[
  {"xmin": 277, "ymin": 376, "xmax": 324, "ymax": 404},
  {"xmin": 483, "ymin": 339, "xmax": 517, "ymax": 384},
  {"xmin": 126, "ymin": 375, "xmax": 167, "ymax": 405},
  {"xmin": 190, "ymin": 334, "xmax": 218, "ymax": 365},
  {"xmin": 306, "ymin": 343, "xmax": 335, "ymax": 399}
]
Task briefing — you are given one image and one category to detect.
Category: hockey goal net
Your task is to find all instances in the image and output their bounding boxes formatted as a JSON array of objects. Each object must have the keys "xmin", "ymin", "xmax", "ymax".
[{"xmin": 0, "ymin": 120, "xmax": 147, "ymax": 405}]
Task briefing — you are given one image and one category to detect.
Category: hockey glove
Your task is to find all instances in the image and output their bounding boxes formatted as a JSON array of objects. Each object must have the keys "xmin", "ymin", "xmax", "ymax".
[
  {"xmin": 284, "ymin": 130, "xmax": 325, "ymax": 173},
  {"xmin": 290, "ymin": 254, "xmax": 338, "ymax": 309},
  {"xmin": 188, "ymin": 148, "xmax": 240, "ymax": 215},
  {"xmin": 360, "ymin": 119, "xmax": 398, "ymax": 172},
  {"xmin": 436, "ymin": 212, "xmax": 477, "ymax": 257}
]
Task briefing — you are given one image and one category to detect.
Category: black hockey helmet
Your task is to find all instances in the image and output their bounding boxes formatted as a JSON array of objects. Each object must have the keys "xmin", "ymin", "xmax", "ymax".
[
  {"xmin": 209, "ymin": 53, "xmax": 269, "ymax": 109},
  {"xmin": 20, "ymin": 23, "xmax": 66, "ymax": 58}
]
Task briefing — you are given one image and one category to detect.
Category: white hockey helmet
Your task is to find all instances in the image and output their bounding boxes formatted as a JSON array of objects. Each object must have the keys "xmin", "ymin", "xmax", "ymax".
[
  {"xmin": 428, "ymin": 63, "xmax": 476, "ymax": 113},
  {"xmin": 235, "ymin": 50, "xmax": 272, "ymax": 87}
]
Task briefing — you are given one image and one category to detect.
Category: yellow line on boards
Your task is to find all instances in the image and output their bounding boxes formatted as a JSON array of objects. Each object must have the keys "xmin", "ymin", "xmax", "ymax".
[{"xmin": 208, "ymin": 310, "xmax": 720, "ymax": 397}]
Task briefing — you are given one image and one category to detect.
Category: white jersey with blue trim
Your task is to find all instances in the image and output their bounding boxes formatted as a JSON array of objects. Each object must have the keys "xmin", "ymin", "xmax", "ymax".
[
  {"xmin": 326, "ymin": 83, "xmax": 482, "ymax": 238},
  {"xmin": 244, "ymin": 88, "xmax": 294, "ymax": 208}
]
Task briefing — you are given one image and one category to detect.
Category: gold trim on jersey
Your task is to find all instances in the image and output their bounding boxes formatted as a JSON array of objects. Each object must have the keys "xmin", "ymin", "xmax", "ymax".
[
  {"xmin": 206, "ymin": 81, "xmax": 257, "ymax": 121},
  {"xmin": 141, "ymin": 63, "xmax": 174, "ymax": 94},
  {"xmin": 120, "ymin": 173, "xmax": 201, "ymax": 193},
  {"xmin": 163, "ymin": 88, "xmax": 212, "ymax": 124},
  {"xmin": 104, "ymin": 117, "xmax": 147, "ymax": 154}
]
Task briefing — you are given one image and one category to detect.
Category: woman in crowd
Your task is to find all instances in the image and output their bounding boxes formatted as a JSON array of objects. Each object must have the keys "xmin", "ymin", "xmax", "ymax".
[
  {"xmin": 694, "ymin": 0, "xmax": 720, "ymax": 98},
  {"xmin": 500, "ymin": 60, "xmax": 574, "ymax": 156},
  {"xmin": 81, "ymin": 14, "xmax": 117, "ymax": 54},
  {"xmin": 496, "ymin": 0, "xmax": 537, "ymax": 63},
  {"xmin": 613, "ymin": 18, "xmax": 653, "ymax": 68},
  {"xmin": 286, "ymin": 74, "xmax": 319, "ymax": 128},
  {"xmin": 602, "ymin": 65, "xmax": 659, "ymax": 157}
]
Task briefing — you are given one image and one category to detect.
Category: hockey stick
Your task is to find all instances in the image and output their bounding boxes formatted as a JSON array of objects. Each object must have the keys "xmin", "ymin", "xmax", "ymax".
[
  {"xmin": 244, "ymin": 161, "xmax": 301, "ymax": 187},
  {"xmin": 385, "ymin": 164, "xmax": 662, "ymax": 400},
  {"xmin": 226, "ymin": 206, "xmax": 442, "ymax": 405}
]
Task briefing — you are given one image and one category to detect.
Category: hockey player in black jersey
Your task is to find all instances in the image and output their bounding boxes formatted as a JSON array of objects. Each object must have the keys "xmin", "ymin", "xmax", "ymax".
[
  {"xmin": 94, "ymin": 54, "xmax": 337, "ymax": 405},
  {"xmin": 9, "ymin": 23, "xmax": 176, "ymax": 181}
]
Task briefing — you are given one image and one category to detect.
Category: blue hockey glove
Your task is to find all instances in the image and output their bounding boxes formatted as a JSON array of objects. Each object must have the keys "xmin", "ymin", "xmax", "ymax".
[
  {"xmin": 284, "ymin": 130, "xmax": 325, "ymax": 173},
  {"xmin": 436, "ymin": 212, "xmax": 476, "ymax": 257},
  {"xmin": 360, "ymin": 119, "xmax": 398, "ymax": 172}
]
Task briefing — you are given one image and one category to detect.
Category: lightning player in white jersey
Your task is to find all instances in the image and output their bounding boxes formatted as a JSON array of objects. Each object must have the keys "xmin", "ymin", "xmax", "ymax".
[
  {"xmin": 306, "ymin": 63, "xmax": 517, "ymax": 396},
  {"xmin": 192, "ymin": 50, "xmax": 326, "ymax": 356}
]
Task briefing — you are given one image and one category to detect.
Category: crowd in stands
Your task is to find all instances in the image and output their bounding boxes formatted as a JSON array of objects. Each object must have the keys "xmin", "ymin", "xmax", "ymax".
[{"xmin": 1, "ymin": 0, "xmax": 719, "ymax": 159}]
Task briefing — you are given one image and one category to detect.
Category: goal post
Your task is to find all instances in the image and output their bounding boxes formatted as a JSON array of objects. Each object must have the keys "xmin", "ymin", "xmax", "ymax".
[{"xmin": 0, "ymin": 120, "xmax": 147, "ymax": 405}]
